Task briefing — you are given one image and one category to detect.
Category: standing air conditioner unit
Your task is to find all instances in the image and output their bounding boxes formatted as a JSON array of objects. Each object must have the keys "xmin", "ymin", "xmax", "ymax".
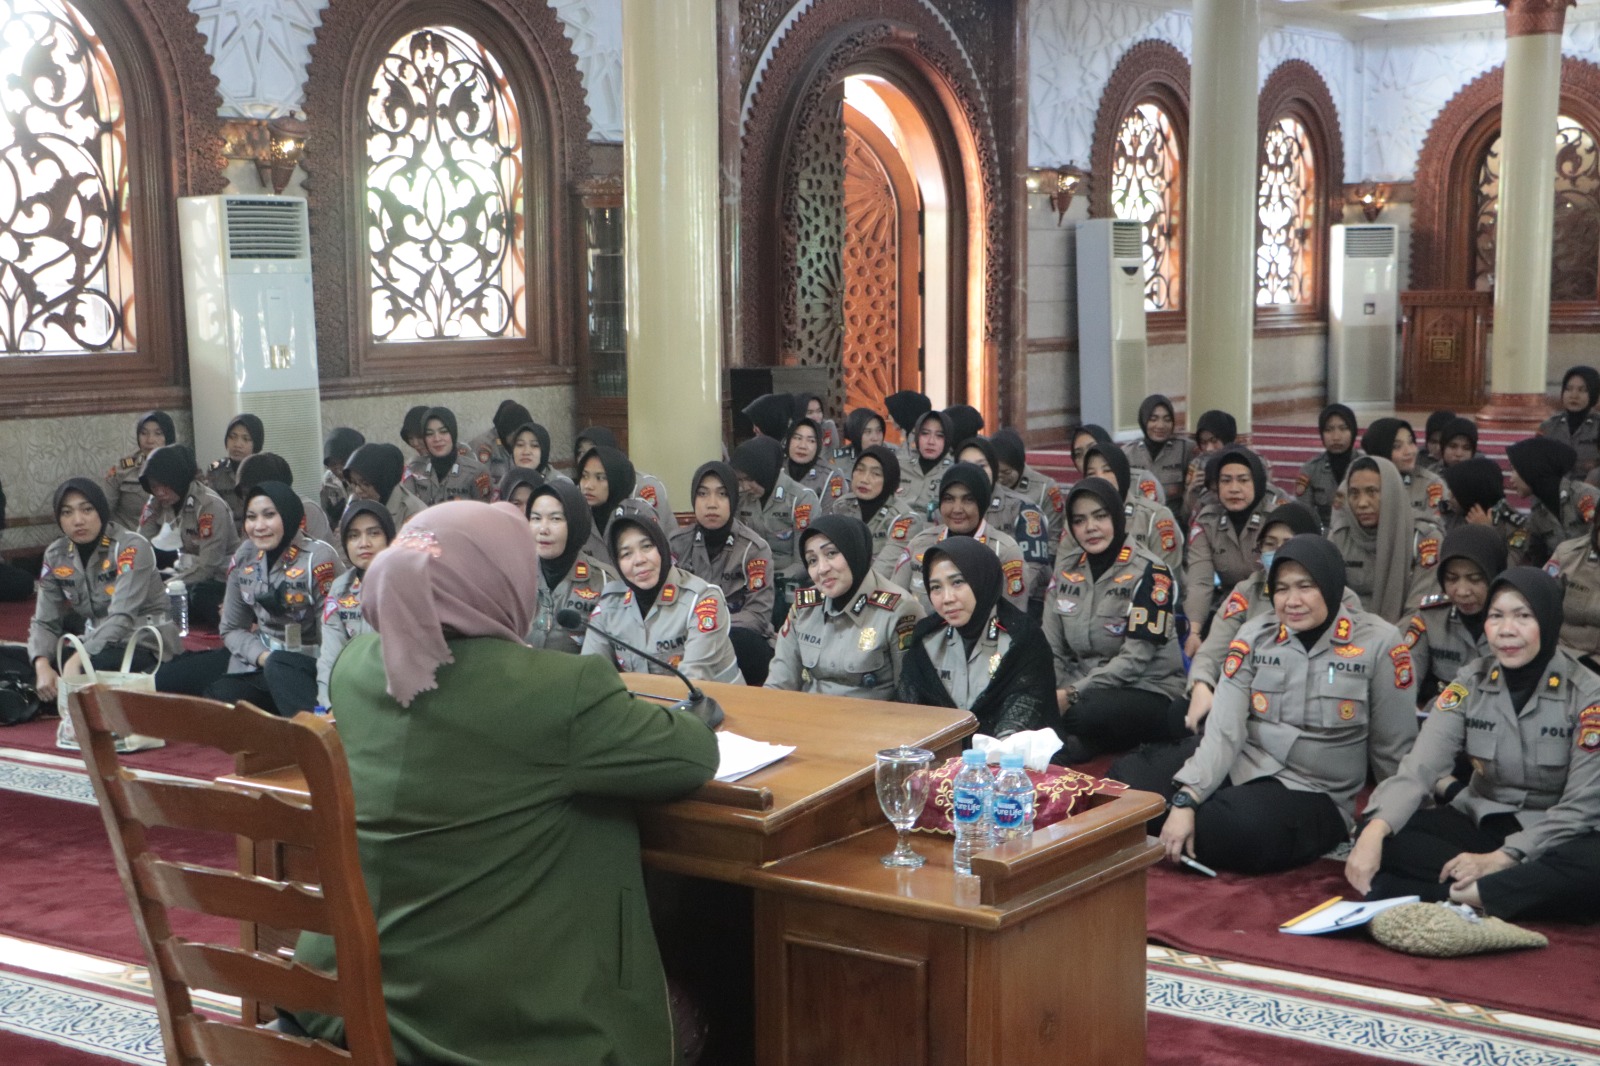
[
  {"xmin": 1328, "ymin": 224, "xmax": 1398, "ymax": 410},
  {"xmin": 178, "ymin": 196, "xmax": 324, "ymax": 493},
  {"xmin": 1075, "ymin": 219, "xmax": 1148, "ymax": 437}
]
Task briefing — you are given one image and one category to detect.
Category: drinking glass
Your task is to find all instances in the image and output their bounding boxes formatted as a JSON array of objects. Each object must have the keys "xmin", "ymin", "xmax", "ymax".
[{"xmin": 876, "ymin": 747, "xmax": 935, "ymax": 868}]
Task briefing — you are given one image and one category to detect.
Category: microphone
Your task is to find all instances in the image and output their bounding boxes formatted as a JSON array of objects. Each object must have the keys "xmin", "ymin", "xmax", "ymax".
[{"xmin": 556, "ymin": 608, "xmax": 725, "ymax": 728}]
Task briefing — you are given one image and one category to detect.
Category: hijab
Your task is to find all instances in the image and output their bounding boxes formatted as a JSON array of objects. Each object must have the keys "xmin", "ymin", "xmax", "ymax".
[
  {"xmin": 742, "ymin": 394, "xmax": 795, "ymax": 439},
  {"xmin": 527, "ymin": 478, "xmax": 591, "ymax": 591},
  {"xmin": 921, "ymin": 535, "xmax": 1004, "ymax": 654},
  {"xmin": 945, "ymin": 405, "xmax": 985, "ymax": 447},
  {"xmin": 422, "ymin": 406, "xmax": 461, "ymax": 480},
  {"xmin": 1424, "ymin": 409, "xmax": 1457, "ymax": 450},
  {"xmin": 361, "ymin": 501, "xmax": 540, "ymax": 707},
  {"xmin": 853, "ymin": 446, "xmax": 900, "ymax": 525},
  {"xmin": 579, "ymin": 445, "xmax": 636, "ymax": 532},
  {"xmin": 1507, "ymin": 437, "xmax": 1576, "ymax": 515},
  {"xmin": 606, "ymin": 499, "xmax": 672, "ymax": 616},
  {"xmin": 1360, "ymin": 418, "xmax": 1413, "ymax": 467},
  {"xmin": 1268, "ymin": 534, "xmax": 1346, "ymax": 651},
  {"xmin": 1064, "ymin": 478, "xmax": 1127, "ymax": 579},
  {"xmin": 237, "ymin": 452, "xmax": 295, "ymax": 492},
  {"xmin": 1194, "ymin": 409, "xmax": 1238, "ymax": 447},
  {"xmin": 137, "ymin": 410, "xmax": 176, "ymax": 450},
  {"xmin": 731, "ymin": 436, "xmax": 784, "ymax": 505},
  {"xmin": 339, "ymin": 499, "xmax": 396, "ymax": 575},
  {"xmin": 1339, "ymin": 456, "xmax": 1413, "ymax": 622},
  {"xmin": 400, "ymin": 406, "xmax": 428, "ymax": 446},
  {"xmin": 1082, "ymin": 442, "xmax": 1133, "ymax": 500},
  {"xmin": 912, "ymin": 409, "xmax": 955, "ymax": 474},
  {"xmin": 53, "ymin": 478, "xmax": 110, "ymax": 565},
  {"xmin": 1319, "ymin": 403, "xmax": 1358, "ymax": 486},
  {"xmin": 1563, "ymin": 366, "xmax": 1600, "ymax": 432},
  {"xmin": 691, "ymin": 461, "xmax": 740, "ymax": 558},
  {"xmin": 574, "ymin": 425, "xmax": 619, "ymax": 459},
  {"xmin": 344, "ymin": 443, "xmax": 406, "ymax": 506},
  {"xmin": 242, "ymin": 481, "xmax": 303, "ymax": 571},
  {"xmin": 1070, "ymin": 423, "xmax": 1113, "ymax": 472},
  {"xmin": 939, "ymin": 462, "xmax": 992, "ymax": 530},
  {"xmin": 843, "ymin": 408, "xmax": 884, "ymax": 451},
  {"xmin": 1488, "ymin": 567, "xmax": 1563, "ymax": 711},
  {"xmin": 1439, "ymin": 416, "xmax": 1479, "ymax": 459},
  {"xmin": 507, "ymin": 420, "xmax": 552, "ymax": 474},
  {"xmin": 785, "ymin": 417, "xmax": 824, "ymax": 482},
  {"xmin": 492, "ymin": 401, "xmax": 534, "ymax": 449},
  {"xmin": 140, "ymin": 444, "xmax": 197, "ymax": 498},
  {"xmin": 954, "ymin": 436, "xmax": 1001, "ymax": 487},
  {"xmin": 1438, "ymin": 524, "xmax": 1508, "ymax": 644},
  {"xmin": 1258, "ymin": 501, "xmax": 1321, "ymax": 548},
  {"xmin": 323, "ymin": 427, "xmax": 365, "ymax": 469},
  {"xmin": 800, "ymin": 514, "xmax": 874, "ymax": 609},
  {"xmin": 1137, "ymin": 394, "xmax": 1176, "ymax": 460},
  {"xmin": 1441, "ymin": 456, "xmax": 1505, "ymax": 515},
  {"xmin": 884, "ymin": 390, "xmax": 931, "ymax": 435},
  {"xmin": 1207, "ymin": 446, "xmax": 1268, "ymax": 528},
  {"xmin": 497, "ymin": 467, "xmax": 546, "ymax": 507},
  {"xmin": 222, "ymin": 414, "xmax": 265, "ymax": 471},
  {"xmin": 990, "ymin": 428, "xmax": 1027, "ymax": 479}
]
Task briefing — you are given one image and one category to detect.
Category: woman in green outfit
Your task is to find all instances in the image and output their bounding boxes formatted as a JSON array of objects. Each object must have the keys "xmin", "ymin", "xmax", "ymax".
[{"xmin": 290, "ymin": 501, "xmax": 719, "ymax": 1066}]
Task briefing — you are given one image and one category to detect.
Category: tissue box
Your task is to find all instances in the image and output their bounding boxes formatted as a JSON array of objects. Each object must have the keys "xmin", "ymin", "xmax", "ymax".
[{"xmin": 912, "ymin": 758, "xmax": 1127, "ymax": 835}]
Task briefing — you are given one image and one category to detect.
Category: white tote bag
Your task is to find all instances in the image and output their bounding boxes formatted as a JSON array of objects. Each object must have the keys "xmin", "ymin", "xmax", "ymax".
[{"xmin": 55, "ymin": 626, "xmax": 166, "ymax": 753}]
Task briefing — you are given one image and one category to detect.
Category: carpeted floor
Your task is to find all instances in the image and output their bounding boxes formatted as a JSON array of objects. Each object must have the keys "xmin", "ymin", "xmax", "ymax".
[
  {"xmin": 1, "ymin": 717, "xmax": 236, "ymax": 781},
  {"xmin": 1148, "ymin": 1009, "xmax": 1387, "ymax": 1066}
]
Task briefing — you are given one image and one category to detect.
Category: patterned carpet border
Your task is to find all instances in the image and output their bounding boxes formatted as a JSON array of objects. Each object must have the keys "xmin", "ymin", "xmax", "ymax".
[{"xmin": 0, "ymin": 971, "xmax": 162, "ymax": 1064}]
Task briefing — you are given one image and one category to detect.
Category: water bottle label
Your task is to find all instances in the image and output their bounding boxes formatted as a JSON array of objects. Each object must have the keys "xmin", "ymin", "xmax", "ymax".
[
  {"xmin": 994, "ymin": 796, "xmax": 1026, "ymax": 830},
  {"xmin": 952, "ymin": 788, "xmax": 984, "ymax": 824}
]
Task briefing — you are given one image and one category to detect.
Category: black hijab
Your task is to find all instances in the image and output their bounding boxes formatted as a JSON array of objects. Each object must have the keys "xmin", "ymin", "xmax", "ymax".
[
  {"xmin": 921, "ymin": 535, "xmax": 1004, "ymax": 653},
  {"xmin": 575, "ymin": 425, "xmax": 619, "ymax": 459},
  {"xmin": 606, "ymin": 499, "xmax": 672, "ymax": 616},
  {"xmin": 1424, "ymin": 409, "xmax": 1457, "ymax": 449},
  {"xmin": 785, "ymin": 417, "xmax": 824, "ymax": 481},
  {"xmin": 1360, "ymin": 418, "xmax": 1413, "ymax": 466},
  {"xmin": 1208, "ymin": 446, "xmax": 1268, "ymax": 527},
  {"xmin": 1439, "ymin": 524, "xmax": 1509, "ymax": 644},
  {"xmin": 1441, "ymin": 456, "xmax": 1505, "ymax": 515},
  {"xmin": 338, "ymin": 499, "xmax": 396, "ymax": 575},
  {"xmin": 227, "ymin": 413, "xmax": 265, "ymax": 453},
  {"xmin": 1507, "ymin": 437, "xmax": 1576, "ymax": 515},
  {"xmin": 237, "ymin": 452, "xmax": 295, "ymax": 494},
  {"xmin": 731, "ymin": 436, "xmax": 784, "ymax": 505},
  {"xmin": 400, "ymin": 406, "xmax": 428, "ymax": 445},
  {"xmin": 1137, "ymin": 395, "xmax": 1176, "ymax": 459},
  {"xmin": 912, "ymin": 410, "xmax": 955, "ymax": 474},
  {"xmin": 843, "ymin": 408, "xmax": 884, "ymax": 451},
  {"xmin": 1319, "ymin": 403, "xmax": 1358, "ymax": 486},
  {"xmin": 506, "ymin": 420, "xmax": 553, "ymax": 473},
  {"xmin": 344, "ymin": 443, "xmax": 405, "ymax": 506},
  {"xmin": 800, "ymin": 514, "xmax": 874, "ymax": 609},
  {"xmin": 528, "ymin": 479, "xmax": 591, "ymax": 591},
  {"xmin": 1070, "ymin": 423, "xmax": 1113, "ymax": 471},
  {"xmin": 1440, "ymin": 416, "xmax": 1479, "ymax": 459},
  {"xmin": 498, "ymin": 467, "xmax": 547, "ymax": 507},
  {"xmin": 1489, "ymin": 567, "xmax": 1563, "ymax": 711},
  {"xmin": 1268, "ymin": 534, "xmax": 1346, "ymax": 650},
  {"xmin": 54, "ymin": 478, "xmax": 111, "ymax": 565},
  {"xmin": 1563, "ymin": 366, "xmax": 1600, "ymax": 432},
  {"xmin": 579, "ymin": 445, "xmax": 637, "ymax": 532},
  {"xmin": 692, "ymin": 461, "xmax": 741, "ymax": 558},
  {"xmin": 1259, "ymin": 501, "xmax": 1321, "ymax": 543},
  {"xmin": 1194, "ymin": 409, "xmax": 1238, "ymax": 447},
  {"xmin": 243, "ymin": 481, "xmax": 303, "ymax": 570},
  {"xmin": 422, "ymin": 406, "xmax": 461, "ymax": 480},
  {"xmin": 884, "ymin": 390, "xmax": 932, "ymax": 435},
  {"xmin": 323, "ymin": 427, "xmax": 365, "ymax": 469},
  {"xmin": 1082, "ymin": 442, "xmax": 1133, "ymax": 500},
  {"xmin": 140, "ymin": 444, "xmax": 198, "ymax": 498},
  {"xmin": 954, "ymin": 436, "xmax": 1001, "ymax": 487},
  {"xmin": 990, "ymin": 428, "xmax": 1027, "ymax": 479},
  {"xmin": 945, "ymin": 405, "xmax": 985, "ymax": 447},
  {"xmin": 492, "ymin": 402, "xmax": 534, "ymax": 449},
  {"xmin": 138, "ymin": 410, "xmax": 176, "ymax": 449},
  {"xmin": 1065, "ymin": 478, "xmax": 1127, "ymax": 579},
  {"xmin": 939, "ymin": 462, "xmax": 992, "ymax": 531},
  {"xmin": 742, "ymin": 394, "xmax": 796, "ymax": 440},
  {"xmin": 853, "ymin": 446, "xmax": 900, "ymax": 525}
]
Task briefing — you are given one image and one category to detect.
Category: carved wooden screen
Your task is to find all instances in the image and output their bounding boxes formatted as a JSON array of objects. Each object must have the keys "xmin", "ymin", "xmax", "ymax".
[
  {"xmin": 365, "ymin": 26, "xmax": 526, "ymax": 344},
  {"xmin": 1256, "ymin": 115, "xmax": 1317, "ymax": 307},
  {"xmin": 782, "ymin": 85, "xmax": 848, "ymax": 405},
  {"xmin": 1110, "ymin": 101, "xmax": 1182, "ymax": 312},
  {"xmin": 0, "ymin": 0, "xmax": 134, "ymax": 356},
  {"xmin": 841, "ymin": 128, "xmax": 899, "ymax": 415},
  {"xmin": 1472, "ymin": 115, "xmax": 1600, "ymax": 301}
]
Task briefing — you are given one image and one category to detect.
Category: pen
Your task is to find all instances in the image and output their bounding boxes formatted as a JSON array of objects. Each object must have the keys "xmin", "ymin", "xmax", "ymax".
[
  {"xmin": 1333, "ymin": 905, "xmax": 1368, "ymax": 927},
  {"xmin": 1328, "ymin": 664, "xmax": 1335, "ymax": 684},
  {"xmin": 1177, "ymin": 854, "xmax": 1218, "ymax": 877}
]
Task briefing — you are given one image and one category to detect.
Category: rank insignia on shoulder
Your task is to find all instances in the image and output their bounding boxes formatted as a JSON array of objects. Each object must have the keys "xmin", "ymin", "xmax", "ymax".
[
  {"xmin": 1578, "ymin": 705, "xmax": 1600, "ymax": 752},
  {"xmin": 890, "ymin": 516, "xmax": 914, "ymax": 540},
  {"xmin": 209, "ymin": 459, "xmax": 224, "ymax": 471},
  {"xmin": 659, "ymin": 584, "xmax": 677, "ymax": 605},
  {"xmin": 868, "ymin": 589, "xmax": 902, "ymax": 611},
  {"xmin": 1275, "ymin": 623, "xmax": 1290, "ymax": 644},
  {"xmin": 1418, "ymin": 593, "xmax": 1449, "ymax": 609},
  {"xmin": 693, "ymin": 596, "xmax": 720, "ymax": 633},
  {"xmin": 574, "ymin": 560, "xmax": 589, "ymax": 579},
  {"xmin": 1548, "ymin": 675, "xmax": 1561, "ymax": 691},
  {"xmin": 1116, "ymin": 544, "xmax": 1132, "ymax": 563},
  {"xmin": 1219, "ymin": 591, "xmax": 1249, "ymax": 620},
  {"xmin": 1223, "ymin": 639, "xmax": 1249, "ymax": 679},
  {"xmin": 121, "ymin": 456, "xmax": 137, "ymax": 469},
  {"xmin": 795, "ymin": 587, "xmax": 823, "ymax": 609},
  {"xmin": 1333, "ymin": 617, "xmax": 1352, "ymax": 643},
  {"xmin": 1390, "ymin": 644, "xmax": 1414, "ymax": 689}
]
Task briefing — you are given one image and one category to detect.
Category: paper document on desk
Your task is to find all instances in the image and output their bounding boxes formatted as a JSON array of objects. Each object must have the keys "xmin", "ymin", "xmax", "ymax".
[
  {"xmin": 715, "ymin": 732, "xmax": 795, "ymax": 782},
  {"xmin": 1280, "ymin": 895, "xmax": 1419, "ymax": 935}
]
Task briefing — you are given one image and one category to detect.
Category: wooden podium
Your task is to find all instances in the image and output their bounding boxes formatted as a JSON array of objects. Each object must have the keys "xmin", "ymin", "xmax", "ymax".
[{"xmin": 224, "ymin": 676, "xmax": 1164, "ymax": 1065}]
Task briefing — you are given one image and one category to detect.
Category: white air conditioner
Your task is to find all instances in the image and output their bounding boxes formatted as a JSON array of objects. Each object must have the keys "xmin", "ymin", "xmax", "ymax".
[
  {"xmin": 178, "ymin": 196, "xmax": 324, "ymax": 494},
  {"xmin": 1328, "ymin": 224, "xmax": 1398, "ymax": 410},
  {"xmin": 1074, "ymin": 219, "xmax": 1148, "ymax": 437}
]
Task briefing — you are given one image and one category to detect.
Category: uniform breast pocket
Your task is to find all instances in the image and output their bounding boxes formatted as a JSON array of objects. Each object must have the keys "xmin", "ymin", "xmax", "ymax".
[
  {"xmin": 1318, "ymin": 676, "xmax": 1368, "ymax": 730},
  {"xmin": 1465, "ymin": 725, "xmax": 1498, "ymax": 762},
  {"xmin": 1248, "ymin": 667, "xmax": 1288, "ymax": 725},
  {"xmin": 1534, "ymin": 737, "xmax": 1570, "ymax": 787}
]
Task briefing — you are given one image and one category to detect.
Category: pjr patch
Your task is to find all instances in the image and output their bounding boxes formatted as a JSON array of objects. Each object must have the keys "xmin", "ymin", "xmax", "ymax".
[{"xmin": 694, "ymin": 596, "xmax": 720, "ymax": 633}]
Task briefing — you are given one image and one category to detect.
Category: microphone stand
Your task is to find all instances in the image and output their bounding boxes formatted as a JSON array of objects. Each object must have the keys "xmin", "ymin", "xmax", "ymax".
[{"xmin": 557, "ymin": 610, "xmax": 725, "ymax": 729}]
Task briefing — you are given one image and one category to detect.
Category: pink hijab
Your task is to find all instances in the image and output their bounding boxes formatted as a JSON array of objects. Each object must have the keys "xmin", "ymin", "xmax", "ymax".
[{"xmin": 361, "ymin": 502, "xmax": 539, "ymax": 706}]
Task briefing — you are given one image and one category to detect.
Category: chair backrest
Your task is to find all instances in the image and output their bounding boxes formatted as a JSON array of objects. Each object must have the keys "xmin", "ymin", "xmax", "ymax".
[{"xmin": 70, "ymin": 685, "xmax": 394, "ymax": 1066}]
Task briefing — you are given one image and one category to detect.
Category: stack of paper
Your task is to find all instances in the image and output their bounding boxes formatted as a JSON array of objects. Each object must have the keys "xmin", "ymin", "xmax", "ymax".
[
  {"xmin": 1280, "ymin": 895, "xmax": 1419, "ymax": 935},
  {"xmin": 715, "ymin": 732, "xmax": 795, "ymax": 782}
]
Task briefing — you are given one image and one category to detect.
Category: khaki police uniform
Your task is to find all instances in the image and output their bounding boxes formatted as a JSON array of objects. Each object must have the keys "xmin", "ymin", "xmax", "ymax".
[
  {"xmin": 670, "ymin": 520, "xmax": 776, "ymax": 641},
  {"xmin": 581, "ymin": 568, "xmax": 743, "ymax": 685},
  {"xmin": 406, "ymin": 454, "xmax": 493, "ymax": 506},
  {"xmin": 527, "ymin": 554, "xmax": 614, "ymax": 655},
  {"xmin": 1526, "ymin": 480, "xmax": 1600, "ymax": 564},
  {"xmin": 791, "ymin": 464, "xmax": 847, "ymax": 511},
  {"xmin": 765, "ymin": 572, "xmax": 922, "ymax": 699},
  {"xmin": 891, "ymin": 522, "xmax": 1028, "ymax": 614},
  {"xmin": 1443, "ymin": 501, "xmax": 1535, "ymax": 569},
  {"xmin": 468, "ymin": 429, "xmax": 512, "ymax": 488},
  {"xmin": 104, "ymin": 454, "xmax": 150, "ymax": 530},
  {"xmin": 28, "ymin": 526, "xmax": 179, "ymax": 663},
  {"xmin": 384, "ymin": 485, "xmax": 429, "ymax": 533},
  {"xmin": 917, "ymin": 613, "xmax": 1016, "ymax": 713},
  {"xmin": 990, "ymin": 489, "xmax": 1053, "ymax": 607},
  {"xmin": 895, "ymin": 455, "xmax": 954, "ymax": 525},
  {"xmin": 203, "ymin": 459, "xmax": 245, "ymax": 528},
  {"xmin": 320, "ymin": 471, "xmax": 348, "ymax": 528},
  {"xmin": 1123, "ymin": 438, "xmax": 1195, "ymax": 512},
  {"xmin": 1404, "ymin": 467, "xmax": 1449, "ymax": 519},
  {"xmin": 737, "ymin": 481, "xmax": 819, "ymax": 588},
  {"xmin": 220, "ymin": 534, "xmax": 343, "ymax": 675},
  {"xmin": 316, "ymin": 568, "xmax": 371, "ymax": 707},
  {"xmin": 1173, "ymin": 607, "xmax": 1418, "ymax": 828},
  {"xmin": 832, "ymin": 494, "xmax": 923, "ymax": 558},
  {"xmin": 1544, "ymin": 535, "xmax": 1600, "ymax": 658},
  {"xmin": 1011, "ymin": 466, "xmax": 1067, "ymax": 545},
  {"xmin": 1190, "ymin": 579, "xmax": 1365, "ymax": 691},
  {"xmin": 296, "ymin": 493, "xmax": 335, "ymax": 546},
  {"xmin": 1328, "ymin": 517, "xmax": 1443, "ymax": 623},
  {"xmin": 1295, "ymin": 451, "xmax": 1363, "ymax": 528},
  {"xmin": 1401, "ymin": 593, "xmax": 1490, "ymax": 701},
  {"xmin": 137, "ymin": 484, "xmax": 239, "ymax": 586},
  {"xmin": 1541, "ymin": 411, "xmax": 1600, "ymax": 480},
  {"xmin": 1057, "ymin": 494, "xmax": 1183, "ymax": 577},
  {"xmin": 633, "ymin": 472, "xmax": 675, "ymax": 533},
  {"xmin": 1183, "ymin": 503, "xmax": 1269, "ymax": 628},
  {"xmin": 1044, "ymin": 543, "xmax": 1184, "ymax": 699}
]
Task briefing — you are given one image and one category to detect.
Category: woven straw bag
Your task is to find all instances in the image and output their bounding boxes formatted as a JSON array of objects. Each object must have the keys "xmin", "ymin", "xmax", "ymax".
[{"xmin": 1370, "ymin": 901, "xmax": 1547, "ymax": 957}]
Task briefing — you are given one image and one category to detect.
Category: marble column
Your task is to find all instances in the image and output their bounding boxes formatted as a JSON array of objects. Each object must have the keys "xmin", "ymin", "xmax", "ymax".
[
  {"xmin": 622, "ymin": 0, "xmax": 723, "ymax": 504},
  {"xmin": 1485, "ymin": 0, "xmax": 1573, "ymax": 421},
  {"xmin": 1185, "ymin": 0, "xmax": 1260, "ymax": 434}
]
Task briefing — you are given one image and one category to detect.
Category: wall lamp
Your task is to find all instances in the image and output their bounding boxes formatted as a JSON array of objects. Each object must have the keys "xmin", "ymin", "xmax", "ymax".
[
  {"xmin": 1027, "ymin": 164, "xmax": 1088, "ymax": 224},
  {"xmin": 1349, "ymin": 180, "xmax": 1390, "ymax": 223},
  {"xmin": 220, "ymin": 113, "xmax": 310, "ymax": 195}
]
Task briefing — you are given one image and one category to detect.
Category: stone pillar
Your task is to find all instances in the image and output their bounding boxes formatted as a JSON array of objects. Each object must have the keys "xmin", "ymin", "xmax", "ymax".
[
  {"xmin": 1185, "ymin": 0, "xmax": 1260, "ymax": 434},
  {"xmin": 1485, "ymin": 0, "xmax": 1573, "ymax": 422},
  {"xmin": 622, "ymin": 0, "xmax": 723, "ymax": 503}
]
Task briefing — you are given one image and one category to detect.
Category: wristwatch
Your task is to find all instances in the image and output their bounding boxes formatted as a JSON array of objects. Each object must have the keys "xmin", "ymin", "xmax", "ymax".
[{"xmin": 1168, "ymin": 787, "xmax": 1199, "ymax": 810}]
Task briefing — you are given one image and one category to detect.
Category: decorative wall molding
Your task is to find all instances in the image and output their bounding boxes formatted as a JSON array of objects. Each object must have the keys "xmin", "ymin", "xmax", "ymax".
[
  {"xmin": 549, "ymin": 0, "xmax": 624, "ymax": 140},
  {"xmin": 190, "ymin": 0, "xmax": 327, "ymax": 118},
  {"xmin": 1257, "ymin": 59, "xmax": 1345, "ymax": 318},
  {"xmin": 1087, "ymin": 39, "xmax": 1189, "ymax": 219}
]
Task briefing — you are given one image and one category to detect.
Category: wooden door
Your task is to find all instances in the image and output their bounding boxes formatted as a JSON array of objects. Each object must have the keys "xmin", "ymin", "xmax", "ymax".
[{"xmin": 1398, "ymin": 290, "xmax": 1490, "ymax": 408}]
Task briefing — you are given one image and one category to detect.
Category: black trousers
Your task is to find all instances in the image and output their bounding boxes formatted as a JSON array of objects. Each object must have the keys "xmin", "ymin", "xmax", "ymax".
[
  {"xmin": 729, "ymin": 626, "xmax": 773, "ymax": 688},
  {"xmin": 155, "ymin": 649, "xmax": 316, "ymax": 716},
  {"xmin": 0, "ymin": 559, "xmax": 32, "ymax": 602},
  {"xmin": 1063, "ymin": 687, "xmax": 1185, "ymax": 758},
  {"xmin": 189, "ymin": 579, "xmax": 225, "ymax": 629},
  {"xmin": 1370, "ymin": 805, "xmax": 1600, "ymax": 922},
  {"xmin": 1110, "ymin": 736, "xmax": 1348, "ymax": 874}
]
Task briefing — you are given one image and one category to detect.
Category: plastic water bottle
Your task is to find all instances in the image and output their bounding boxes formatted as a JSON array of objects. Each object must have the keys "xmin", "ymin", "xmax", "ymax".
[
  {"xmin": 165, "ymin": 579, "xmax": 189, "ymax": 637},
  {"xmin": 992, "ymin": 753, "xmax": 1035, "ymax": 843},
  {"xmin": 951, "ymin": 749, "xmax": 996, "ymax": 875}
]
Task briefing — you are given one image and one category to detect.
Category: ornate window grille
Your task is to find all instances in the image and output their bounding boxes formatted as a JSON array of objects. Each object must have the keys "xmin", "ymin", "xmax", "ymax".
[
  {"xmin": 1256, "ymin": 116, "xmax": 1317, "ymax": 307},
  {"xmin": 1473, "ymin": 114, "xmax": 1600, "ymax": 301},
  {"xmin": 0, "ymin": 0, "xmax": 133, "ymax": 356},
  {"xmin": 1110, "ymin": 101, "xmax": 1183, "ymax": 312},
  {"xmin": 365, "ymin": 25, "xmax": 526, "ymax": 343}
]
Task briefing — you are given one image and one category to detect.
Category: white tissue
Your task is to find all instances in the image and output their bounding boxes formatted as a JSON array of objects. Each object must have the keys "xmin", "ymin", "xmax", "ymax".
[{"xmin": 969, "ymin": 729, "xmax": 1063, "ymax": 772}]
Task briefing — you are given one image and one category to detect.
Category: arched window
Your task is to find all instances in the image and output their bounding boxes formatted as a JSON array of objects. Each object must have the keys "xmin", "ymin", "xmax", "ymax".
[
  {"xmin": 1091, "ymin": 40, "xmax": 1191, "ymax": 321},
  {"xmin": 1471, "ymin": 114, "xmax": 1600, "ymax": 301},
  {"xmin": 1254, "ymin": 61, "xmax": 1342, "ymax": 321},
  {"xmin": 0, "ymin": 0, "xmax": 220, "ymax": 416}
]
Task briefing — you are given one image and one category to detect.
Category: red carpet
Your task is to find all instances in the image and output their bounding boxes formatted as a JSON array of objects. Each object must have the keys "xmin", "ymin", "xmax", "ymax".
[
  {"xmin": 1148, "ymin": 1010, "xmax": 1390, "ymax": 1065},
  {"xmin": 0, "ymin": 593, "xmax": 222, "ymax": 651},
  {"xmin": 1145, "ymin": 857, "xmax": 1600, "ymax": 1030},
  {"xmin": 0, "ymin": 791, "xmax": 237, "ymax": 963},
  {"xmin": 0, "ymin": 1027, "xmax": 129, "ymax": 1066},
  {"xmin": 0, "ymin": 717, "xmax": 235, "ymax": 782}
]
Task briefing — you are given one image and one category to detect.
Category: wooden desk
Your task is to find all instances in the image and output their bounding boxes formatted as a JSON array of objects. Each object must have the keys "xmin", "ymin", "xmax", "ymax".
[{"xmin": 223, "ymin": 676, "xmax": 1163, "ymax": 1064}]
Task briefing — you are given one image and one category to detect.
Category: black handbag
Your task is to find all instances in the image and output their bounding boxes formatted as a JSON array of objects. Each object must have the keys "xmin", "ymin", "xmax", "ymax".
[{"xmin": 0, "ymin": 645, "xmax": 41, "ymax": 726}]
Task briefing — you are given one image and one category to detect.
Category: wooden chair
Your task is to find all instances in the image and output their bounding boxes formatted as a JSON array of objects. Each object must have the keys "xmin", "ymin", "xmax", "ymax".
[{"xmin": 69, "ymin": 685, "xmax": 394, "ymax": 1066}]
